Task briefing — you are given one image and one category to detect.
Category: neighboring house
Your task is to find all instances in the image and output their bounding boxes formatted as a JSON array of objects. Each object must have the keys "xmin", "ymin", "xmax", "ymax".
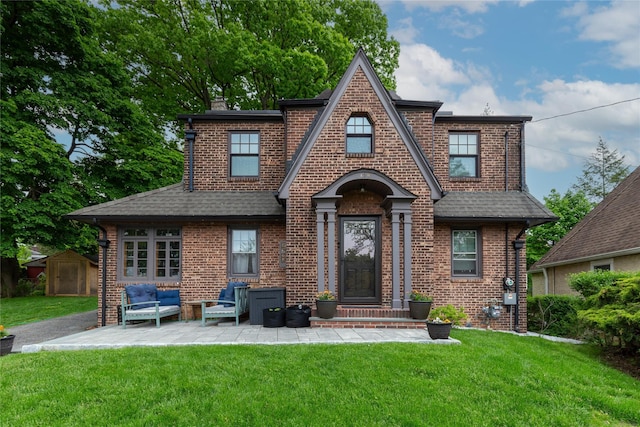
[
  {"xmin": 67, "ymin": 50, "xmax": 555, "ymax": 331},
  {"xmin": 529, "ymin": 166, "xmax": 640, "ymax": 295},
  {"xmin": 44, "ymin": 250, "xmax": 98, "ymax": 296}
]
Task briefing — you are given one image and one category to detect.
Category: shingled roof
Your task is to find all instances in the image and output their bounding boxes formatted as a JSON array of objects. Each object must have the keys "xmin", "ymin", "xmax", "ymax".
[
  {"xmin": 530, "ymin": 166, "xmax": 640, "ymax": 270},
  {"xmin": 433, "ymin": 191, "xmax": 557, "ymax": 226},
  {"xmin": 66, "ymin": 183, "xmax": 285, "ymax": 223}
]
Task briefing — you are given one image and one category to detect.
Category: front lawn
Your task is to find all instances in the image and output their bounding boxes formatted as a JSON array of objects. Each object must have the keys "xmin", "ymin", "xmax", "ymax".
[
  {"xmin": 0, "ymin": 296, "xmax": 97, "ymax": 327},
  {"xmin": 2, "ymin": 329, "xmax": 638, "ymax": 426}
]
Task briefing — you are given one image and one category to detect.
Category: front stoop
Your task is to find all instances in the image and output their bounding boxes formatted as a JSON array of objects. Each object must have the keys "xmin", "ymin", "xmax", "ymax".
[{"xmin": 310, "ymin": 306, "xmax": 427, "ymax": 329}]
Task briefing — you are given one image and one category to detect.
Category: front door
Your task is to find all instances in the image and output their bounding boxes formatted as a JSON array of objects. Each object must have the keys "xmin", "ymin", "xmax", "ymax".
[{"xmin": 339, "ymin": 217, "xmax": 381, "ymax": 304}]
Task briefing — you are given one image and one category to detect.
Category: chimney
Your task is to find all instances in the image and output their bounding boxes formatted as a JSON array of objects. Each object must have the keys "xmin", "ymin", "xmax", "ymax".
[{"xmin": 210, "ymin": 97, "xmax": 227, "ymax": 110}]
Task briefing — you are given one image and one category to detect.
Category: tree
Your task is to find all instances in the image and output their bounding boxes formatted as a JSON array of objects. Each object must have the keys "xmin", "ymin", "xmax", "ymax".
[
  {"xmin": 526, "ymin": 189, "xmax": 593, "ymax": 268},
  {"xmin": 98, "ymin": 0, "xmax": 399, "ymax": 128},
  {"xmin": 1, "ymin": 0, "xmax": 182, "ymax": 294},
  {"xmin": 572, "ymin": 137, "xmax": 630, "ymax": 204}
]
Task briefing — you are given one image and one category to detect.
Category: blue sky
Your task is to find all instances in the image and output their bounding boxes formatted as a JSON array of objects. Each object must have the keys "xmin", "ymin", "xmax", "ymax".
[{"xmin": 379, "ymin": 0, "xmax": 640, "ymax": 201}]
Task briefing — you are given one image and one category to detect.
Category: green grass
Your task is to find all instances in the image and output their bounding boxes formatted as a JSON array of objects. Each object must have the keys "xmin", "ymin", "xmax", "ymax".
[
  {"xmin": 0, "ymin": 296, "xmax": 97, "ymax": 327},
  {"xmin": 2, "ymin": 329, "xmax": 638, "ymax": 426}
]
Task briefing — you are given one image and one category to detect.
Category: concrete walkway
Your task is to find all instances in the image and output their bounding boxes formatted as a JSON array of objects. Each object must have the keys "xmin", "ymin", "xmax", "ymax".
[{"xmin": 21, "ymin": 318, "xmax": 459, "ymax": 353}]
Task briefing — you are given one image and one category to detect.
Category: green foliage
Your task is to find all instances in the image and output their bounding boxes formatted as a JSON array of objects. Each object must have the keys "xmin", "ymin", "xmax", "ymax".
[
  {"xmin": 576, "ymin": 273, "xmax": 640, "ymax": 354},
  {"xmin": 527, "ymin": 295, "xmax": 582, "ymax": 337},
  {"xmin": 572, "ymin": 137, "xmax": 630, "ymax": 204},
  {"xmin": 409, "ymin": 289, "xmax": 433, "ymax": 302},
  {"xmin": 569, "ymin": 270, "xmax": 634, "ymax": 298},
  {"xmin": 2, "ymin": 332, "xmax": 639, "ymax": 425},
  {"xmin": 428, "ymin": 304, "xmax": 467, "ymax": 325},
  {"xmin": 99, "ymin": 0, "xmax": 399, "ymax": 122},
  {"xmin": 526, "ymin": 189, "xmax": 592, "ymax": 268}
]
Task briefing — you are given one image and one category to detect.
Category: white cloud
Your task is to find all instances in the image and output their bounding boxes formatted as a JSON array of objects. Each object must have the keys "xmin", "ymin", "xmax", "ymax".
[
  {"xmin": 394, "ymin": 43, "xmax": 640, "ymax": 174},
  {"xmin": 566, "ymin": 0, "xmax": 640, "ymax": 68}
]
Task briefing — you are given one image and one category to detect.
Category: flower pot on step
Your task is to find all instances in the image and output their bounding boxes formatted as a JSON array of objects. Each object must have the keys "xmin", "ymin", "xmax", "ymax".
[
  {"xmin": 315, "ymin": 300, "xmax": 338, "ymax": 319},
  {"xmin": 408, "ymin": 300, "xmax": 432, "ymax": 320}
]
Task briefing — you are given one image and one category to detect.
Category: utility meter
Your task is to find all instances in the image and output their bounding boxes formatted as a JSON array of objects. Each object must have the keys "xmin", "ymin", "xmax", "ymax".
[{"xmin": 503, "ymin": 277, "xmax": 515, "ymax": 291}]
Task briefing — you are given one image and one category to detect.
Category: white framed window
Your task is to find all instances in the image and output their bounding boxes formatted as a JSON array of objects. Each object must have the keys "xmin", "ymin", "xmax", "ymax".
[
  {"xmin": 230, "ymin": 132, "xmax": 259, "ymax": 177},
  {"xmin": 120, "ymin": 227, "xmax": 181, "ymax": 281},
  {"xmin": 449, "ymin": 133, "xmax": 479, "ymax": 177},
  {"xmin": 452, "ymin": 229, "xmax": 480, "ymax": 276},
  {"xmin": 229, "ymin": 227, "xmax": 259, "ymax": 277},
  {"xmin": 346, "ymin": 116, "xmax": 373, "ymax": 154},
  {"xmin": 591, "ymin": 259, "xmax": 613, "ymax": 271}
]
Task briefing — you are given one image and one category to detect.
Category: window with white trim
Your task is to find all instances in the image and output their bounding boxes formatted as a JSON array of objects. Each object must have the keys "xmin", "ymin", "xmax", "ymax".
[
  {"xmin": 229, "ymin": 227, "xmax": 259, "ymax": 277},
  {"xmin": 449, "ymin": 133, "xmax": 479, "ymax": 177},
  {"xmin": 452, "ymin": 229, "xmax": 480, "ymax": 276},
  {"xmin": 120, "ymin": 227, "xmax": 181, "ymax": 281},
  {"xmin": 230, "ymin": 132, "xmax": 259, "ymax": 177},
  {"xmin": 346, "ymin": 116, "xmax": 373, "ymax": 154}
]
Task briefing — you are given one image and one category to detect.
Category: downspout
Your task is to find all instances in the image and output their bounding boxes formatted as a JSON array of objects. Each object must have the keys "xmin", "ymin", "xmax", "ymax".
[
  {"xmin": 93, "ymin": 219, "xmax": 110, "ymax": 327},
  {"xmin": 542, "ymin": 267, "xmax": 549, "ymax": 295},
  {"xmin": 504, "ymin": 131, "xmax": 509, "ymax": 191},
  {"xmin": 512, "ymin": 222, "xmax": 529, "ymax": 333},
  {"xmin": 520, "ymin": 122, "xmax": 526, "ymax": 191},
  {"xmin": 185, "ymin": 118, "xmax": 197, "ymax": 192}
]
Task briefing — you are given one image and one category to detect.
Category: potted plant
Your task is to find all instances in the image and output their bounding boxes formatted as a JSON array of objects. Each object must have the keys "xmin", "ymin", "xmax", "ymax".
[
  {"xmin": 315, "ymin": 290, "xmax": 338, "ymax": 319},
  {"xmin": 408, "ymin": 290, "xmax": 433, "ymax": 319},
  {"xmin": 0, "ymin": 325, "xmax": 15, "ymax": 356},
  {"xmin": 263, "ymin": 307, "xmax": 286, "ymax": 328},
  {"xmin": 426, "ymin": 305, "xmax": 467, "ymax": 339}
]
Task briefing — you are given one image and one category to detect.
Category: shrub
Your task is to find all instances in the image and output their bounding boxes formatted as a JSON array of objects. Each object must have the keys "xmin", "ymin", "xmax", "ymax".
[
  {"xmin": 527, "ymin": 295, "xmax": 582, "ymax": 337},
  {"xmin": 573, "ymin": 272, "xmax": 640, "ymax": 355},
  {"xmin": 569, "ymin": 270, "xmax": 634, "ymax": 298},
  {"xmin": 428, "ymin": 304, "xmax": 466, "ymax": 326}
]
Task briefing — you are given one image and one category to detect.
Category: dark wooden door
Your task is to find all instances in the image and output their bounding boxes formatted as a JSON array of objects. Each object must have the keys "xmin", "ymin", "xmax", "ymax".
[{"xmin": 339, "ymin": 217, "xmax": 380, "ymax": 304}]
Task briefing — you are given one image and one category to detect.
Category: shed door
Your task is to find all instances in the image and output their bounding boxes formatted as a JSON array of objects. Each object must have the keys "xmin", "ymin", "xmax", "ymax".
[{"xmin": 54, "ymin": 262, "xmax": 83, "ymax": 295}]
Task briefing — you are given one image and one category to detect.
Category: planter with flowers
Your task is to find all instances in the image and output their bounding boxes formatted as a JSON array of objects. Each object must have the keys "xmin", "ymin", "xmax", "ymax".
[
  {"xmin": 408, "ymin": 290, "xmax": 433, "ymax": 320},
  {"xmin": 315, "ymin": 290, "xmax": 338, "ymax": 319},
  {"xmin": 0, "ymin": 325, "xmax": 15, "ymax": 356},
  {"xmin": 426, "ymin": 305, "xmax": 467, "ymax": 339}
]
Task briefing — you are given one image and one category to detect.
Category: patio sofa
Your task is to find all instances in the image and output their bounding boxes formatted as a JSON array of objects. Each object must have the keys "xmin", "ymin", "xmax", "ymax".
[
  {"xmin": 201, "ymin": 282, "xmax": 249, "ymax": 326},
  {"xmin": 121, "ymin": 284, "xmax": 181, "ymax": 328}
]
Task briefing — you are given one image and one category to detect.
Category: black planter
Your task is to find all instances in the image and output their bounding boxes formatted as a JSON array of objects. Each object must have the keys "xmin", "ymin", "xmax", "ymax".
[
  {"xmin": 315, "ymin": 300, "xmax": 338, "ymax": 319},
  {"xmin": 0, "ymin": 335, "xmax": 16, "ymax": 356},
  {"xmin": 286, "ymin": 305, "xmax": 311, "ymax": 328},
  {"xmin": 426, "ymin": 321, "xmax": 452, "ymax": 339},
  {"xmin": 408, "ymin": 301, "xmax": 432, "ymax": 320},
  {"xmin": 263, "ymin": 308, "xmax": 286, "ymax": 328}
]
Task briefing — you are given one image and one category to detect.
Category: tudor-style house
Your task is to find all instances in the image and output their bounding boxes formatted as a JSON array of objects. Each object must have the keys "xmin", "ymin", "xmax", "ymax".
[{"xmin": 68, "ymin": 50, "xmax": 556, "ymax": 332}]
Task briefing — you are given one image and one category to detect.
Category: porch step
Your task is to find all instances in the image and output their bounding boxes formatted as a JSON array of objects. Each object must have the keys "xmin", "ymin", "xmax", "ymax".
[
  {"xmin": 310, "ymin": 317, "xmax": 426, "ymax": 329},
  {"xmin": 309, "ymin": 305, "xmax": 426, "ymax": 329}
]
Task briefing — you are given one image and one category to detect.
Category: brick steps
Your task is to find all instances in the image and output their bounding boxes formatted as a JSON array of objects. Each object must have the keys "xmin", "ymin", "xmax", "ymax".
[{"xmin": 309, "ymin": 306, "xmax": 427, "ymax": 329}]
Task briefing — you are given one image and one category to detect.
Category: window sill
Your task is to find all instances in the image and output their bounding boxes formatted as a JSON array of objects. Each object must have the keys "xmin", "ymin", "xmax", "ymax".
[
  {"xmin": 229, "ymin": 176, "xmax": 259, "ymax": 182},
  {"xmin": 449, "ymin": 177, "xmax": 481, "ymax": 181}
]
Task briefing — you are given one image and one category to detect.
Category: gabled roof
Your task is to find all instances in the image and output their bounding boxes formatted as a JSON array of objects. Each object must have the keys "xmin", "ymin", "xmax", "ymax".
[
  {"xmin": 434, "ymin": 191, "xmax": 557, "ymax": 226},
  {"xmin": 531, "ymin": 166, "xmax": 640, "ymax": 270},
  {"xmin": 277, "ymin": 48, "xmax": 443, "ymax": 201},
  {"xmin": 66, "ymin": 183, "xmax": 285, "ymax": 223}
]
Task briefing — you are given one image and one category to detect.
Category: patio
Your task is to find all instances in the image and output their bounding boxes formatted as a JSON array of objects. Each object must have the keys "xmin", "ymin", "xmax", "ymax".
[{"xmin": 21, "ymin": 319, "xmax": 460, "ymax": 353}]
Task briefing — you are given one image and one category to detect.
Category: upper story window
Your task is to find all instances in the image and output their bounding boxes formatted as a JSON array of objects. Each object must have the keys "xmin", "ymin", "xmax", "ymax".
[
  {"xmin": 449, "ymin": 133, "xmax": 478, "ymax": 177},
  {"xmin": 120, "ymin": 227, "xmax": 181, "ymax": 281},
  {"xmin": 346, "ymin": 116, "xmax": 373, "ymax": 154},
  {"xmin": 452, "ymin": 229, "xmax": 480, "ymax": 277},
  {"xmin": 230, "ymin": 132, "xmax": 259, "ymax": 177}
]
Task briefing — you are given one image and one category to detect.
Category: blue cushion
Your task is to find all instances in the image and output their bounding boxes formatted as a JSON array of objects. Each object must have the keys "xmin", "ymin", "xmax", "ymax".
[
  {"xmin": 125, "ymin": 284, "xmax": 157, "ymax": 309},
  {"xmin": 157, "ymin": 289, "xmax": 180, "ymax": 306},
  {"xmin": 221, "ymin": 282, "xmax": 247, "ymax": 307}
]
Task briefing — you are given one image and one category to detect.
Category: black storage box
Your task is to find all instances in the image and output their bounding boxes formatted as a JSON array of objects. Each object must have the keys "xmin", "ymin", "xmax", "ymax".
[
  {"xmin": 249, "ymin": 287, "xmax": 286, "ymax": 325},
  {"xmin": 286, "ymin": 305, "xmax": 311, "ymax": 328},
  {"xmin": 262, "ymin": 308, "xmax": 286, "ymax": 328}
]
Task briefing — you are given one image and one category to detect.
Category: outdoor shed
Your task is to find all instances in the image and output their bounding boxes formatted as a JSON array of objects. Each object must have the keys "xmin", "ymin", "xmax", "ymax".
[{"xmin": 45, "ymin": 250, "xmax": 98, "ymax": 296}]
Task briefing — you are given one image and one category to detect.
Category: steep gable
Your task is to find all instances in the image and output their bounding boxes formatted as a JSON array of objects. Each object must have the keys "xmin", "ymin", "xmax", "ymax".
[{"xmin": 277, "ymin": 49, "xmax": 442, "ymax": 201}]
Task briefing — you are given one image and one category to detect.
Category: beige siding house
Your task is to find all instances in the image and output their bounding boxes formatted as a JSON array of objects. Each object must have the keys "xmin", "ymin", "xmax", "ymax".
[{"xmin": 529, "ymin": 166, "xmax": 640, "ymax": 295}]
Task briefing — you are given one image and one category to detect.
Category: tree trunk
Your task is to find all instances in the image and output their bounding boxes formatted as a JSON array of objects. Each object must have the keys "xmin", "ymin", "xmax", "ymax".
[{"xmin": 0, "ymin": 257, "xmax": 20, "ymax": 298}]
